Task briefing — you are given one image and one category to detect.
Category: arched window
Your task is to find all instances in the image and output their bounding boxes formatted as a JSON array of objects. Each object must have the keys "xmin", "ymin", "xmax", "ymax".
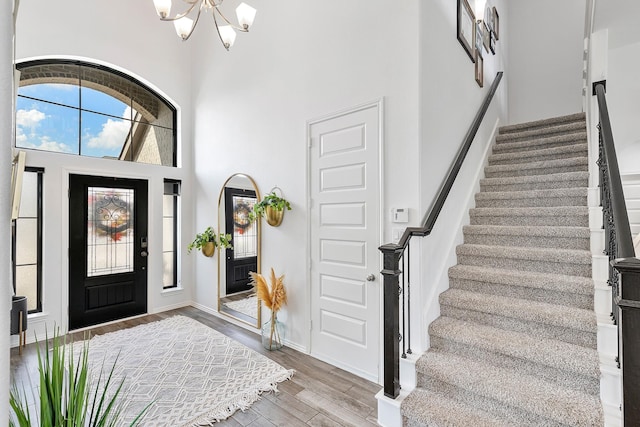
[{"xmin": 15, "ymin": 59, "xmax": 177, "ymax": 167}]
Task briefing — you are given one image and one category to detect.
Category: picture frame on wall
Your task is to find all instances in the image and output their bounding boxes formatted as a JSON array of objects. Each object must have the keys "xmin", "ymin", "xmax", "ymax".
[
  {"xmin": 493, "ymin": 7, "xmax": 500, "ymax": 40},
  {"xmin": 457, "ymin": 0, "xmax": 476, "ymax": 63},
  {"xmin": 484, "ymin": 4, "xmax": 494, "ymax": 32},
  {"xmin": 475, "ymin": 51, "xmax": 484, "ymax": 88},
  {"xmin": 475, "ymin": 20, "xmax": 483, "ymax": 59},
  {"xmin": 490, "ymin": 29, "xmax": 496, "ymax": 55},
  {"xmin": 482, "ymin": 21, "xmax": 490, "ymax": 54}
]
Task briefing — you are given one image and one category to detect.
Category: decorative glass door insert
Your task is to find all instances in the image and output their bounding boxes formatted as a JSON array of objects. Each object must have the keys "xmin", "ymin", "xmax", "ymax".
[{"xmin": 87, "ymin": 187, "xmax": 135, "ymax": 277}]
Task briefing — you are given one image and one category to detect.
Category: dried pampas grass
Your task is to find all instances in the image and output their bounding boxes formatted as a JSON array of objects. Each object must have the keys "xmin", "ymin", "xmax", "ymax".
[
  {"xmin": 250, "ymin": 268, "xmax": 287, "ymax": 314},
  {"xmin": 250, "ymin": 268, "xmax": 288, "ymax": 349}
]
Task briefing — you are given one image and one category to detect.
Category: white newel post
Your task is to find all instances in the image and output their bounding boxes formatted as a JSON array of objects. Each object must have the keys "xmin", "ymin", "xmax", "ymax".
[{"xmin": 0, "ymin": 0, "xmax": 15, "ymax": 423}]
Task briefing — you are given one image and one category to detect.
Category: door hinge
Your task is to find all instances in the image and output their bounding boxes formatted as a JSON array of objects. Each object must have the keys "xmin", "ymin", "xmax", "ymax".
[
  {"xmin": 67, "ymin": 188, "xmax": 70, "ymax": 198},
  {"xmin": 309, "ymin": 198, "xmax": 313, "ymax": 208},
  {"xmin": 310, "ymin": 320, "xmax": 313, "ymax": 331}
]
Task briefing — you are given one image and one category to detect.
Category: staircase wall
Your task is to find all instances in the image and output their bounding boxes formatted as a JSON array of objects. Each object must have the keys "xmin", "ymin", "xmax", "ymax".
[
  {"xmin": 416, "ymin": 0, "xmax": 509, "ymax": 352},
  {"xmin": 414, "ymin": 116, "xmax": 500, "ymax": 352}
]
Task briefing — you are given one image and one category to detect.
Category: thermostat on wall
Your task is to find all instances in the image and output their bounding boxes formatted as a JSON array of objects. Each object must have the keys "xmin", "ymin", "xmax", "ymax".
[{"xmin": 392, "ymin": 207, "xmax": 409, "ymax": 223}]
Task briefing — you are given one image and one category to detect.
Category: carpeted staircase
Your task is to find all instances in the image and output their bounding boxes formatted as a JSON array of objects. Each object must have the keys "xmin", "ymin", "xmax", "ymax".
[{"xmin": 401, "ymin": 112, "xmax": 604, "ymax": 426}]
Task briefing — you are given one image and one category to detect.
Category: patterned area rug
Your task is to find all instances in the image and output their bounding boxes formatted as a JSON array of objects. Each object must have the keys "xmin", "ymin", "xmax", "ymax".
[
  {"xmin": 223, "ymin": 296, "xmax": 258, "ymax": 318},
  {"xmin": 77, "ymin": 316, "xmax": 294, "ymax": 426}
]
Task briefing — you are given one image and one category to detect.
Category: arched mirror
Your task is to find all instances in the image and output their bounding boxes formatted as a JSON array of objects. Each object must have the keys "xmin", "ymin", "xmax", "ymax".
[{"xmin": 217, "ymin": 173, "xmax": 261, "ymax": 327}]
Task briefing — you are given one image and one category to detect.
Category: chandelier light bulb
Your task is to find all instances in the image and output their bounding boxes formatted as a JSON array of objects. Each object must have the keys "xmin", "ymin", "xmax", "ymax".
[
  {"xmin": 218, "ymin": 25, "xmax": 237, "ymax": 48},
  {"xmin": 153, "ymin": 0, "xmax": 172, "ymax": 18},
  {"xmin": 174, "ymin": 16, "xmax": 194, "ymax": 40},
  {"xmin": 236, "ymin": 3, "xmax": 256, "ymax": 30}
]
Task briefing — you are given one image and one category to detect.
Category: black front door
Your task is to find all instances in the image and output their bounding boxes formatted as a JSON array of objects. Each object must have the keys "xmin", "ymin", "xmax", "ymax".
[
  {"xmin": 69, "ymin": 174, "xmax": 148, "ymax": 330},
  {"xmin": 224, "ymin": 187, "xmax": 258, "ymax": 295}
]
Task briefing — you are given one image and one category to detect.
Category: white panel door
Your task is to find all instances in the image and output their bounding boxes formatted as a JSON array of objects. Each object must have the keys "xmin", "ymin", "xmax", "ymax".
[{"xmin": 308, "ymin": 101, "xmax": 381, "ymax": 381}]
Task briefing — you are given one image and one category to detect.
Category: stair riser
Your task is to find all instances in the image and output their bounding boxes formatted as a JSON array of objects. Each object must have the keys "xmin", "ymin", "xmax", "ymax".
[
  {"xmin": 480, "ymin": 178, "xmax": 587, "ymax": 192},
  {"xmin": 417, "ymin": 376, "xmax": 564, "ymax": 427},
  {"xmin": 485, "ymin": 164, "xmax": 588, "ymax": 178},
  {"xmin": 428, "ymin": 336, "xmax": 600, "ymax": 396},
  {"xmin": 470, "ymin": 214, "xmax": 588, "ymax": 227},
  {"xmin": 475, "ymin": 195, "xmax": 586, "ymax": 208},
  {"xmin": 457, "ymin": 254, "xmax": 591, "ymax": 277},
  {"xmin": 488, "ymin": 149, "xmax": 587, "ymax": 166},
  {"xmin": 493, "ymin": 136, "xmax": 587, "ymax": 153},
  {"xmin": 449, "ymin": 278, "xmax": 593, "ymax": 310},
  {"xmin": 440, "ymin": 305, "xmax": 597, "ymax": 348},
  {"xmin": 463, "ymin": 233, "xmax": 589, "ymax": 250}
]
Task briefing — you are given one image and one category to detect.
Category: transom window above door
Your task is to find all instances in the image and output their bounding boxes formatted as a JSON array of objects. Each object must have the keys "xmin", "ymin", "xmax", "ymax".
[{"xmin": 15, "ymin": 59, "xmax": 177, "ymax": 167}]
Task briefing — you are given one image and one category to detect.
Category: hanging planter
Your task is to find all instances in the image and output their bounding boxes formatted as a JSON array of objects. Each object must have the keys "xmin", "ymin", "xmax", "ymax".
[
  {"xmin": 249, "ymin": 187, "xmax": 291, "ymax": 227},
  {"xmin": 201, "ymin": 241, "xmax": 216, "ymax": 257},
  {"xmin": 265, "ymin": 206, "xmax": 285, "ymax": 227},
  {"xmin": 187, "ymin": 226, "xmax": 232, "ymax": 257}
]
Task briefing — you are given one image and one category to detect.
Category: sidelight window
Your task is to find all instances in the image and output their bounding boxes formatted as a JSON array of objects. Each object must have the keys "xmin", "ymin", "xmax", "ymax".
[{"xmin": 11, "ymin": 167, "xmax": 43, "ymax": 313}]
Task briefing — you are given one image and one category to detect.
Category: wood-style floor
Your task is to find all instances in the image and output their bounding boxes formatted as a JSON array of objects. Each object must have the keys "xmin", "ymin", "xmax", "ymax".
[{"xmin": 10, "ymin": 306, "xmax": 381, "ymax": 427}]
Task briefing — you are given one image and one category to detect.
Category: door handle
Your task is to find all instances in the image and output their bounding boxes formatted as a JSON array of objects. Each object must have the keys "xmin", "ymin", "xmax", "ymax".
[
  {"xmin": 141, "ymin": 251, "xmax": 148, "ymax": 257},
  {"xmin": 366, "ymin": 274, "xmax": 375, "ymax": 282}
]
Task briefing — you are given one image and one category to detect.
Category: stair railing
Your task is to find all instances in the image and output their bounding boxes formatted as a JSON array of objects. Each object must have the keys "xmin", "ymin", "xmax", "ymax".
[
  {"xmin": 379, "ymin": 71, "xmax": 503, "ymax": 399},
  {"xmin": 594, "ymin": 82, "xmax": 640, "ymax": 423}
]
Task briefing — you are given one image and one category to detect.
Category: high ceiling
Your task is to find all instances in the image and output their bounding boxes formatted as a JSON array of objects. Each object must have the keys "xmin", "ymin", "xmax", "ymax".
[{"xmin": 593, "ymin": 0, "xmax": 640, "ymax": 49}]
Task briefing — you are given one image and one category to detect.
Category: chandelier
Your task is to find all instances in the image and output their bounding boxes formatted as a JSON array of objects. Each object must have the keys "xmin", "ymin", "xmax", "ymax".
[{"xmin": 152, "ymin": 0, "xmax": 256, "ymax": 49}]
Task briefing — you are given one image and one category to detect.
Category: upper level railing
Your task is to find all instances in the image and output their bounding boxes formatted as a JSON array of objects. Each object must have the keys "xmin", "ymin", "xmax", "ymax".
[
  {"xmin": 379, "ymin": 71, "xmax": 503, "ymax": 399},
  {"xmin": 594, "ymin": 82, "xmax": 640, "ymax": 423}
]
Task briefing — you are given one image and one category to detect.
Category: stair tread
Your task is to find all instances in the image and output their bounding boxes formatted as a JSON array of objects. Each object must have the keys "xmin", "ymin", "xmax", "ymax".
[
  {"xmin": 402, "ymin": 388, "xmax": 512, "ymax": 427},
  {"xmin": 475, "ymin": 187, "xmax": 587, "ymax": 200},
  {"xmin": 480, "ymin": 171, "xmax": 588, "ymax": 186},
  {"xmin": 494, "ymin": 130, "xmax": 586, "ymax": 147},
  {"xmin": 449, "ymin": 264, "xmax": 593, "ymax": 295},
  {"xmin": 439, "ymin": 288, "xmax": 597, "ymax": 332},
  {"xmin": 429, "ymin": 316, "xmax": 600, "ymax": 378},
  {"xmin": 484, "ymin": 156, "xmax": 588, "ymax": 173},
  {"xmin": 463, "ymin": 224, "xmax": 590, "ymax": 238},
  {"xmin": 499, "ymin": 112, "xmax": 585, "ymax": 134},
  {"xmin": 470, "ymin": 206, "xmax": 588, "ymax": 216},
  {"xmin": 456, "ymin": 243, "xmax": 591, "ymax": 264},
  {"xmin": 414, "ymin": 350, "xmax": 603, "ymax": 426},
  {"xmin": 488, "ymin": 143, "xmax": 587, "ymax": 164},
  {"xmin": 496, "ymin": 121, "xmax": 587, "ymax": 142}
]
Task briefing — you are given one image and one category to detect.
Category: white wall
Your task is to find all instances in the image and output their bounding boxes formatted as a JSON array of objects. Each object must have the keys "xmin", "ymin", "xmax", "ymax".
[
  {"xmin": 607, "ymin": 41, "xmax": 640, "ymax": 174},
  {"xmin": 416, "ymin": 0, "xmax": 509, "ymax": 351},
  {"xmin": 190, "ymin": 0, "xmax": 421, "ymax": 351},
  {"xmin": 13, "ymin": 0, "xmax": 194, "ymax": 340},
  {"xmin": 507, "ymin": 0, "xmax": 586, "ymax": 124}
]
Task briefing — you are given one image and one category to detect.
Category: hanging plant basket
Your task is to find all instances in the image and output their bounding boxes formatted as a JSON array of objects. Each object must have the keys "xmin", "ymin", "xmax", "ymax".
[
  {"xmin": 187, "ymin": 226, "xmax": 232, "ymax": 257},
  {"xmin": 249, "ymin": 186, "xmax": 291, "ymax": 227},
  {"xmin": 265, "ymin": 206, "xmax": 284, "ymax": 227},
  {"xmin": 201, "ymin": 241, "xmax": 216, "ymax": 257}
]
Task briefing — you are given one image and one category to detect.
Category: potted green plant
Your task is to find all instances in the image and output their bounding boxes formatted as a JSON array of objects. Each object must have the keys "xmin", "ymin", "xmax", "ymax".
[
  {"xmin": 10, "ymin": 329, "xmax": 150, "ymax": 426},
  {"xmin": 187, "ymin": 226, "xmax": 232, "ymax": 257},
  {"xmin": 249, "ymin": 191, "xmax": 292, "ymax": 227}
]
